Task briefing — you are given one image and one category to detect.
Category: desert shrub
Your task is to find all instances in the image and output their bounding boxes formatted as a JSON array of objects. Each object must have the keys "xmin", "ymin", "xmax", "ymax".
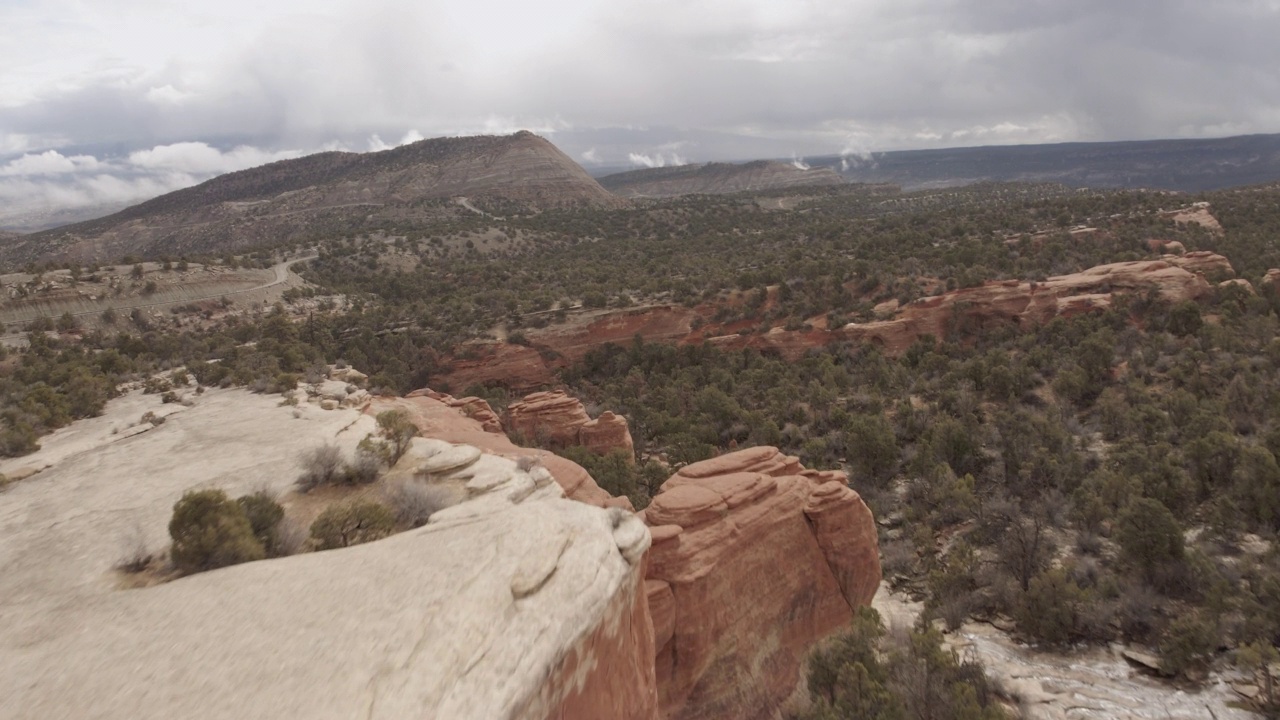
[
  {"xmin": 1116, "ymin": 497, "xmax": 1185, "ymax": 582},
  {"xmin": 236, "ymin": 491, "xmax": 285, "ymax": 555},
  {"xmin": 800, "ymin": 606, "xmax": 1008, "ymax": 720},
  {"xmin": 1015, "ymin": 567, "xmax": 1091, "ymax": 647},
  {"xmin": 343, "ymin": 443, "xmax": 383, "ymax": 484},
  {"xmin": 309, "ymin": 500, "xmax": 396, "ymax": 550},
  {"xmin": 384, "ymin": 480, "xmax": 456, "ymax": 527},
  {"xmin": 1158, "ymin": 611, "xmax": 1218, "ymax": 678},
  {"xmin": 168, "ymin": 489, "xmax": 265, "ymax": 573},
  {"xmin": 375, "ymin": 409, "xmax": 418, "ymax": 464},
  {"xmin": 296, "ymin": 444, "xmax": 345, "ymax": 491}
]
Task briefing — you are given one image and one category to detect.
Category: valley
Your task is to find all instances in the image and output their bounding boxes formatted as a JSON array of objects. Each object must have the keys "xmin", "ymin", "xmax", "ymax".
[{"xmin": 3, "ymin": 132, "xmax": 1280, "ymax": 719}]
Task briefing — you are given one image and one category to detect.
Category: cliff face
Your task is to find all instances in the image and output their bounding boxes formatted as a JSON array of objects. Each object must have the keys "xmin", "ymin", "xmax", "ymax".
[
  {"xmin": 599, "ymin": 160, "xmax": 844, "ymax": 198},
  {"xmin": 2, "ymin": 131, "xmax": 623, "ymax": 266},
  {"xmin": 643, "ymin": 447, "xmax": 880, "ymax": 720},
  {"xmin": 435, "ymin": 253, "xmax": 1238, "ymax": 392}
]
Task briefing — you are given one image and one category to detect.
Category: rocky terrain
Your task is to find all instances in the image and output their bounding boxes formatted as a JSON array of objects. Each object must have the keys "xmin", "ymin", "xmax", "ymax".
[
  {"xmin": 598, "ymin": 160, "xmax": 844, "ymax": 198},
  {"xmin": 0, "ymin": 373, "xmax": 885, "ymax": 719},
  {"xmin": 434, "ymin": 252, "xmax": 1247, "ymax": 391},
  {"xmin": 0, "ymin": 132, "xmax": 624, "ymax": 267}
]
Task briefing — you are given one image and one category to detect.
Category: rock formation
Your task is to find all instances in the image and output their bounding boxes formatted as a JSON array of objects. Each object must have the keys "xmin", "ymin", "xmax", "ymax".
[
  {"xmin": 580, "ymin": 411, "xmax": 635, "ymax": 459},
  {"xmin": 641, "ymin": 446, "xmax": 881, "ymax": 720},
  {"xmin": 599, "ymin": 160, "xmax": 844, "ymax": 199},
  {"xmin": 0, "ymin": 386, "xmax": 657, "ymax": 720},
  {"xmin": 505, "ymin": 390, "xmax": 636, "ymax": 460},
  {"xmin": 436, "ymin": 255, "xmax": 1240, "ymax": 389},
  {"xmin": 373, "ymin": 393, "xmax": 624, "ymax": 509},
  {"xmin": 843, "ymin": 254, "xmax": 1230, "ymax": 354}
]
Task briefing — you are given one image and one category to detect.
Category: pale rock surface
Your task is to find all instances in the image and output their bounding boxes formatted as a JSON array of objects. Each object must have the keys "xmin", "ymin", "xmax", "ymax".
[{"xmin": 0, "ymin": 386, "xmax": 659, "ymax": 720}]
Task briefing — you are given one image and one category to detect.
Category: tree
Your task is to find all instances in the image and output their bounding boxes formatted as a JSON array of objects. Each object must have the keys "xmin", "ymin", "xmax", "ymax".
[
  {"xmin": 1116, "ymin": 497, "xmax": 1184, "ymax": 581},
  {"xmin": 309, "ymin": 501, "xmax": 395, "ymax": 550},
  {"xmin": 168, "ymin": 489, "xmax": 264, "ymax": 573},
  {"xmin": 376, "ymin": 409, "xmax": 418, "ymax": 464},
  {"xmin": 844, "ymin": 414, "xmax": 899, "ymax": 487}
]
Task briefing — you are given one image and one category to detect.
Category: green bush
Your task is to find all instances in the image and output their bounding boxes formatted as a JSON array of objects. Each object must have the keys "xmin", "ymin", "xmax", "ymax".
[
  {"xmin": 168, "ymin": 489, "xmax": 265, "ymax": 573},
  {"xmin": 236, "ymin": 491, "xmax": 285, "ymax": 555},
  {"xmin": 309, "ymin": 501, "xmax": 396, "ymax": 550}
]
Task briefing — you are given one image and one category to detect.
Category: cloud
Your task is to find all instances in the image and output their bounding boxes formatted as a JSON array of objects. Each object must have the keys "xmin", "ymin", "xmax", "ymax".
[
  {"xmin": 0, "ymin": 150, "xmax": 101, "ymax": 176},
  {"xmin": 2, "ymin": 0, "xmax": 1280, "ymax": 220},
  {"xmin": 580, "ymin": 147, "xmax": 601, "ymax": 164},
  {"xmin": 628, "ymin": 151, "xmax": 687, "ymax": 168},
  {"xmin": 127, "ymin": 142, "xmax": 301, "ymax": 174},
  {"xmin": 790, "ymin": 154, "xmax": 810, "ymax": 170}
]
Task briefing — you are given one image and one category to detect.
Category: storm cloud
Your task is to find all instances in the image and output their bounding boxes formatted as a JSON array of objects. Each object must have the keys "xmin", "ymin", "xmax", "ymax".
[{"xmin": 3, "ymin": 0, "xmax": 1280, "ymax": 222}]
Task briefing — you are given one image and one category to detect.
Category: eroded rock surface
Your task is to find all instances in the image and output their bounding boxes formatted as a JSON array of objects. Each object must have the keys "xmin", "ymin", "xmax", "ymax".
[
  {"xmin": 642, "ymin": 446, "xmax": 881, "ymax": 720},
  {"xmin": 506, "ymin": 390, "xmax": 636, "ymax": 460},
  {"xmin": 0, "ymin": 387, "xmax": 658, "ymax": 720},
  {"xmin": 844, "ymin": 255, "xmax": 1228, "ymax": 354}
]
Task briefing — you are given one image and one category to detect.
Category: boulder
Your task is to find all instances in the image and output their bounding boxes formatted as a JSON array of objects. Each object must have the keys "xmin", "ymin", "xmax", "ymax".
[
  {"xmin": 505, "ymin": 390, "xmax": 635, "ymax": 459},
  {"xmin": 506, "ymin": 390, "xmax": 592, "ymax": 447},
  {"xmin": 579, "ymin": 411, "xmax": 635, "ymax": 461},
  {"xmin": 1165, "ymin": 250, "xmax": 1235, "ymax": 278},
  {"xmin": 641, "ymin": 447, "xmax": 881, "ymax": 720},
  {"xmin": 328, "ymin": 366, "xmax": 368, "ymax": 386}
]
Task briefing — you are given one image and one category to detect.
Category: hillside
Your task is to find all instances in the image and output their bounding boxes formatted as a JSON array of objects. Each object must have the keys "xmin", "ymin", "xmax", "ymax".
[
  {"xmin": 818, "ymin": 132, "xmax": 1280, "ymax": 191},
  {"xmin": 598, "ymin": 160, "xmax": 844, "ymax": 198},
  {"xmin": 0, "ymin": 132, "xmax": 624, "ymax": 267}
]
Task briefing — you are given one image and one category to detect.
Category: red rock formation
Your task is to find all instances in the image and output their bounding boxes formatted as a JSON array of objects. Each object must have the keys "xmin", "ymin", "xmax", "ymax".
[
  {"xmin": 1262, "ymin": 269, "xmax": 1280, "ymax": 294},
  {"xmin": 505, "ymin": 390, "xmax": 636, "ymax": 461},
  {"xmin": 1165, "ymin": 250, "xmax": 1235, "ymax": 277},
  {"xmin": 407, "ymin": 389, "xmax": 503, "ymax": 433},
  {"xmin": 580, "ymin": 411, "xmax": 636, "ymax": 461},
  {"xmin": 388, "ymin": 398, "xmax": 883, "ymax": 720},
  {"xmin": 844, "ymin": 255, "xmax": 1227, "ymax": 354},
  {"xmin": 507, "ymin": 390, "xmax": 592, "ymax": 447},
  {"xmin": 368, "ymin": 394, "xmax": 618, "ymax": 508},
  {"xmin": 642, "ymin": 446, "xmax": 881, "ymax": 720},
  {"xmin": 438, "ymin": 342, "xmax": 556, "ymax": 395}
]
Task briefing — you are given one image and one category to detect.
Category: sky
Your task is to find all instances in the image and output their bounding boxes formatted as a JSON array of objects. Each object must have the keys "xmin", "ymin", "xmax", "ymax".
[{"xmin": 3, "ymin": 0, "xmax": 1280, "ymax": 225}]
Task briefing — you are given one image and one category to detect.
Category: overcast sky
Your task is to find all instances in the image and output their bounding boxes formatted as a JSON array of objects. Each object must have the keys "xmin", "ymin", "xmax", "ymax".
[{"xmin": 3, "ymin": 0, "xmax": 1280, "ymax": 225}]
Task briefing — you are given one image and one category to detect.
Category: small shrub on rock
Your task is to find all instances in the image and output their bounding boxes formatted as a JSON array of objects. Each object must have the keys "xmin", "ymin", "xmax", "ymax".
[
  {"xmin": 309, "ymin": 501, "xmax": 396, "ymax": 550},
  {"xmin": 168, "ymin": 489, "xmax": 264, "ymax": 573},
  {"xmin": 296, "ymin": 444, "xmax": 344, "ymax": 492},
  {"xmin": 384, "ymin": 481, "xmax": 455, "ymax": 527},
  {"xmin": 236, "ymin": 491, "xmax": 285, "ymax": 556}
]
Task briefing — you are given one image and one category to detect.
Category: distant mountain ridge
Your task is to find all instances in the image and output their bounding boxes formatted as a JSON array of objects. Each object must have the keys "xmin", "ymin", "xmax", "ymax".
[
  {"xmin": 815, "ymin": 133, "xmax": 1280, "ymax": 192},
  {"xmin": 598, "ymin": 160, "xmax": 844, "ymax": 198},
  {"xmin": 0, "ymin": 131, "xmax": 623, "ymax": 266}
]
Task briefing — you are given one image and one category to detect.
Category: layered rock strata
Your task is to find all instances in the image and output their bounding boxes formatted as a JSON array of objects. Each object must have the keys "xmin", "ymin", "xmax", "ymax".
[
  {"xmin": 641, "ymin": 446, "xmax": 881, "ymax": 720},
  {"xmin": 436, "ymin": 254, "xmax": 1238, "ymax": 389},
  {"xmin": 506, "ymin": 390, "xmax": 635, "ymax": 461}
]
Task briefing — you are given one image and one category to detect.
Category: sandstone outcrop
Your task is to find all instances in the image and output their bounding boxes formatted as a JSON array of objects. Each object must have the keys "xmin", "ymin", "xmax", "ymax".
[
  {"xmin": 0, "ymin": 386, "xmax": 658, "ymax": 720},
  {"xmin": 641, "ymin": 446, "xmax": 881, "ymax": 720},
  {"xmin": 1262, "ymin": 269, "xmax": 1280, "ymax": 294},
  {"xmin": 507, "ymin": 390, "xmax": 593, "ymax": 447},
  {"xmin": 369, "ymin": 394, "xmax": 623, "ymax": 508},
  {"xmin": 843, "ymin": 255, "xmax": 1229, "ymax": 354},
  {"xmin": 506, "ymin": 390, "xmax": 636, "ymax": 460},
  {"xmin": 580, "ymin": 411, "xmax": 635, "ymax": 459}
]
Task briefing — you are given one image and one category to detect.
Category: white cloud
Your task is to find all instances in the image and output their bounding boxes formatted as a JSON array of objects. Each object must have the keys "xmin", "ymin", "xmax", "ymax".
[
  {"xmin": 127, "ymin": 142, "xmax": 301, "ymax": 174},
  {"xmin": 0, "ymin": 150, "xmax": 100, "ymax": 176},
  {"xmin": 628, "ymin": 151, "xmax": 687, "ymax": 168},
  {"xmin": 580, "ymin": 147, "xmax": 601, "ymax": 163}
]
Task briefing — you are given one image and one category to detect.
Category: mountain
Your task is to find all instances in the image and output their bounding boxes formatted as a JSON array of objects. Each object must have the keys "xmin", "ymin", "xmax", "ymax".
[
  {"xmin": 0, "ymin": 132, "xmax": 623, "ymax": 267},
  {"xmin": 598, "ymin": 160, "xmax": 844, "ymax": 198},
  {"xmin": 814, "ymin": 133, "xmax": 1280, "ymax": 192}
]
